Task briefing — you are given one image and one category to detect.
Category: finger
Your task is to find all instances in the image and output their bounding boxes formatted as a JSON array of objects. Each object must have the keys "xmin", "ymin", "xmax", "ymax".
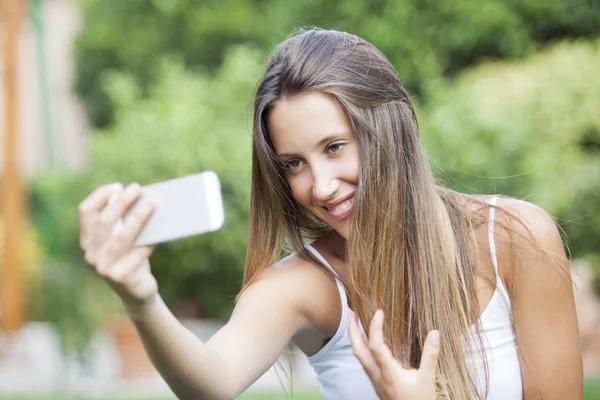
[
  {"xmin": 79, "ymin": 183, "xmax": 123, "ymax": 215},
  {"xmin": 418, "ymin": 330, "xmax": 441, "ymax": 380},
  {"xmin": 101, "ymin": 199, "xmax": 156, "ymax": 268},
  {"xmin": 79, "ymin": 183, "xmax": 123, "ymax": 247},
  {"xmin": 91, "ymin": 183, "xmax": 142, "ymax": 250},
  {"xmin": 368, "ymin": 310, "xmax": 399, "ymax": 385},
  {"xmin": 348, "ymin": 311, "xmax": 380, "ymax": 381},
  {"xmin": 98, "ymin": 183, "xmax": 143, "ymax": 227},
  {"xmin": 118, "ymin": 198, "xmax": 156, "ymax": 244},
  {"xmin": 125, "ymin": 249, "xmax": 154, "ymax": 285}
]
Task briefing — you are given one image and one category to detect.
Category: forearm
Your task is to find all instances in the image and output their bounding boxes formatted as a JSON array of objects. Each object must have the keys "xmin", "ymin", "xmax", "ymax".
[{"xmin": 124, "ymin": 294, "xmax": 233, "ymax": 400}]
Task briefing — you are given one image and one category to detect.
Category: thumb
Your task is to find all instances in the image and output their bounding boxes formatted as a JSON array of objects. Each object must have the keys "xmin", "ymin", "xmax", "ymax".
[{"xmin": 418, "ymin": 330, "xmax": 441, "ymax": 379}]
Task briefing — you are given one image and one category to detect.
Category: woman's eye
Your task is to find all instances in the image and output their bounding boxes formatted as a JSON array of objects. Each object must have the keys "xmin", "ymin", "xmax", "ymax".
[
  {"xmin": 327, "ymin": 143, "xmax": 345, "ymax": 154},
  {"xmin": 284, "ymin": 159, "xmax": 303, "ymax": 171}
]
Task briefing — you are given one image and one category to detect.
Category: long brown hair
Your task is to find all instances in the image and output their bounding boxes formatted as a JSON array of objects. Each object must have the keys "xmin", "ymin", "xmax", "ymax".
[{"xmin": 241, "ymin": 28, "xmax": 505, "ymax": 399}]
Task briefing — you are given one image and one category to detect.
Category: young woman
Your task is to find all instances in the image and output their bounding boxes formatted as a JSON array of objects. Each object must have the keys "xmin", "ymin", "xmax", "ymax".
[{"xmin": 78, "ymin": 29, "xmax": 583, "ymax": 399}]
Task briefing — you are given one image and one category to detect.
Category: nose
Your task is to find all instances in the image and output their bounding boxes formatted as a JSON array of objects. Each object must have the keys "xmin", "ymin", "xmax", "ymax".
[{"xmin": 312, "ymin": 165, "xmax": 339, "ymax": 202}]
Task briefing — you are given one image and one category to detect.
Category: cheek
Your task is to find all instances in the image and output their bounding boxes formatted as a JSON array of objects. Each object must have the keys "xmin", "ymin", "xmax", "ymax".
[
  {"xmin": 343, "ymin": 149, "xmax": 360, "ymax": 182},
  {"xmin": 288, "ymin": 175, "xmax": 313, "ymax": 208}
]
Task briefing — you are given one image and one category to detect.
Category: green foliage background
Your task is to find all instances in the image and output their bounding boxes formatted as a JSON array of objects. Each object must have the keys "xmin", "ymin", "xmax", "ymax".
[
  {"xmin": 74, "ymin": 0, "xmax": 600, "ymax": 128},
  {"xmin": 27, "ymin": 0, "xmax": 600, "ymax": 353},
  {"xmin": 420, "ymin": 39, "xmax": 600, "ymax": 259}
]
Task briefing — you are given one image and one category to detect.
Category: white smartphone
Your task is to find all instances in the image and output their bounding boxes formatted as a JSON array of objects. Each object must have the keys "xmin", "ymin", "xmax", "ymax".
[{"xmin": 111, "ymin": 171, "xmax": 225, "ymax": 246}]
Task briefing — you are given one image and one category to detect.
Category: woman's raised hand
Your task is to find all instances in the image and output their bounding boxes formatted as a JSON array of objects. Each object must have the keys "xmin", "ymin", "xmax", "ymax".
[
  {"xmin": 348, "ymin": 310, "xmax": 440, "ymax": 400},
  {"xmin": 79, "ymin": 182, "xmax": 159, "ymax": 308}
]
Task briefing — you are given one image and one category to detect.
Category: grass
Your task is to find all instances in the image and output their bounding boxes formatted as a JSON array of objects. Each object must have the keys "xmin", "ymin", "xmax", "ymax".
[
  {"xmin": 0, "ymin": 393, "xmax": 323, "ymax": 400},
  {"xmin": 239, "ymin": 394, "xmax": 322, "ymax": 400},
  {"xmin": 586, "ymin": 379, "xmax": 600, "ymax": 399},
  {"xmin": 6, "ymin": 381, "xmax": 600, "ymax": 399}
]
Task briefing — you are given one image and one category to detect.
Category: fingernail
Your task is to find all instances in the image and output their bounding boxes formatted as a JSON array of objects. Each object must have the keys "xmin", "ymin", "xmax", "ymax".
[
  {"xmin": 126, "ymin": 182, "xmax": 141, "ymax": 194},
  {"xmin": 430, "ymin": 330, "xmax": 440, "ymax": 346},
  {"xmin": 375, "ymin": 309, "xmax": 384, "ymax": 321}
]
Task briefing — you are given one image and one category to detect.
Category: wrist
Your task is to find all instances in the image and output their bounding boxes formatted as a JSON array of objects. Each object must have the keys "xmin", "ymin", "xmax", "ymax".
[{"xmin": 122, "ymin": 292, "xmax": 161, "ymax": 322}]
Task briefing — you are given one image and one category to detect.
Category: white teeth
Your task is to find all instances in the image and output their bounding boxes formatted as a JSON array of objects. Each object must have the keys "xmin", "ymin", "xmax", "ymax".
[{"xmin": 330, "ymin": 198, "xmax": 354, "ymax": 212}]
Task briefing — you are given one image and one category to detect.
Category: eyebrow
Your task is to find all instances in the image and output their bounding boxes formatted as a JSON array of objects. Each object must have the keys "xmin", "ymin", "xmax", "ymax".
[{"xmin": 276, "ymin": 133, "xmax": 350, "ymax": 158}]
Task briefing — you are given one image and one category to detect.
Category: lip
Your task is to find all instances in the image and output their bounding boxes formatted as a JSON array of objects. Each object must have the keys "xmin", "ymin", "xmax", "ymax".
[{"xmin": 321, "ymin": 192, "xmax": 355, "ymax": 219}]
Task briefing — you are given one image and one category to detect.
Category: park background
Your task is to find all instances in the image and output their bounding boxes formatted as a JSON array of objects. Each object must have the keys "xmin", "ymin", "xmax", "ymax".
[{"xmin": 1, "ymin": 0, "xmax": 599, "ymax": 398}]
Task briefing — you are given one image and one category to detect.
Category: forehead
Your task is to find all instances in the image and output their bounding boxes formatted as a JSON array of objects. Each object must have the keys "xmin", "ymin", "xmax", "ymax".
[{"xmin": 267, "ymin": 91, "xmax": 352, "ymax": 154}]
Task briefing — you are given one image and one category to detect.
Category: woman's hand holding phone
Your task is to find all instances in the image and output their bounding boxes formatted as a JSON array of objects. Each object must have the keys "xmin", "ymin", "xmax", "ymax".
[{"xmin": 79, "ymin": 182, "xmax": 159, "ymax": 310}]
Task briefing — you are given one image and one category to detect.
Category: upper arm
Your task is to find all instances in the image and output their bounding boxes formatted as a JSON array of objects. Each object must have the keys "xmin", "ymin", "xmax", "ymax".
[
  {"xmin": 502, "ymin": 199, "xmax": 583, "ymax": 399},
  {"xmin": 203, "ymin": 260, "xmax": 326, "ymax": 398}
]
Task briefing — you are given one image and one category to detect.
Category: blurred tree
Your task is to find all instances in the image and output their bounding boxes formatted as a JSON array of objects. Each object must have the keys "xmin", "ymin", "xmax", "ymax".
[
  {"xmin": 30, "ymin": 46, "xmax": 263, "ymax": 328},
  {"xmin": 74, "ymin": 0, "xmax": 600, "ymax": 128},
  {"xmin": 418, "ymin": 38, "xmax": 600, "ymax": 263}
]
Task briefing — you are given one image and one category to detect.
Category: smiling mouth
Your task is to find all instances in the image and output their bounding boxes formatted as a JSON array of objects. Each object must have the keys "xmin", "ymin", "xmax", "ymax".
[{"xmin": 322, "ymin": 194, "xmax": 355, "ymax": 219}]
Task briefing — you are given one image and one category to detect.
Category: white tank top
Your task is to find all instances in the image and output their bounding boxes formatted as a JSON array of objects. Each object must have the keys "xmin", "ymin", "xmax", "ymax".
[{"xmin": 304, "ymin": 197, "xmax": 523, "ymax": 399}]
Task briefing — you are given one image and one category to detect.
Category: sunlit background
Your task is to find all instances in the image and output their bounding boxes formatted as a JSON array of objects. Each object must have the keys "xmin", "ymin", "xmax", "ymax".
[{"xmin": 1, "ymin": 0, "xmax": 599, "ymax": 398}]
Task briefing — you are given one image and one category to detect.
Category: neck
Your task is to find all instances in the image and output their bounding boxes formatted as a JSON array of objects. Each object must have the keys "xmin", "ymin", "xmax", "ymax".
[{"xmin": 327, "ymin": 231, "xmax": 348, "ymax": 261}]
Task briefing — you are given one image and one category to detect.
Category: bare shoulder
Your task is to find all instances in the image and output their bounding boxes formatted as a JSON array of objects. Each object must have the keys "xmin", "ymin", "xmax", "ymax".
[
  {"xmin": 493, "ymin": 197, "xmax": 569, "ymax": 295},
  {"xmin": 257, "ymin": 253, "xmax": 337, "ymax": 295},
  {"xmin": 495, "ymin": 197, "xmax": 565, "ymax": 257},
  {"xmin": 240, "ymin": 252, "xmax": 341, "ymax": 334}
]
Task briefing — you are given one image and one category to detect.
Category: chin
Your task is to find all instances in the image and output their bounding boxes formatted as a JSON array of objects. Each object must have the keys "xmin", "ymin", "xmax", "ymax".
[{"xmin": 312, "ymin": 210, "xmax": 350, "ymax": 239}]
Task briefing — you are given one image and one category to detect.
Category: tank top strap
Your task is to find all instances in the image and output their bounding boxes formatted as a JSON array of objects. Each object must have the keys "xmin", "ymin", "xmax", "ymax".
[
  {"xmin": 305, "ymin": 244, "xmax": 349, "ymax": 310},
  {"xmin": 488, "ymin": 196, "xmax": 510, "ymax": 299},
  {"xmin": 488, "ymin": 196, "xmax": 500, "ymax": 277}
]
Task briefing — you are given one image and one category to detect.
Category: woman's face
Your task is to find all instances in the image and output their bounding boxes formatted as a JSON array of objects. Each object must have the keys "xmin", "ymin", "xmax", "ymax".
[{"xmin": 267, "ymin": 91, "xmax": 359, "ymax": 239}]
